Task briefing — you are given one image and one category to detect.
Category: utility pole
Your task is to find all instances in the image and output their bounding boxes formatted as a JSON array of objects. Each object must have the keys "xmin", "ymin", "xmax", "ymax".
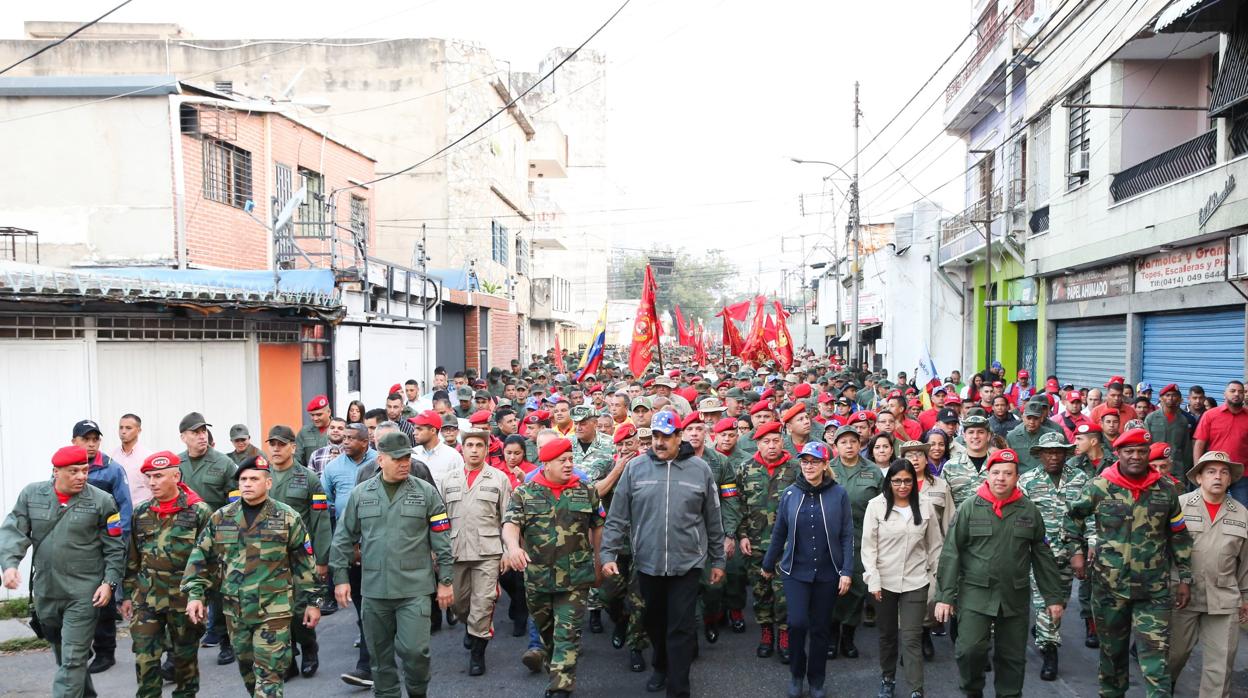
[
  {"xmin": 850, "ymin": 81, "xmax": 862, "ymax": 372},
  {"xmin": 971, "ymin": 148, "xmax": 994, "ymax": 374}
]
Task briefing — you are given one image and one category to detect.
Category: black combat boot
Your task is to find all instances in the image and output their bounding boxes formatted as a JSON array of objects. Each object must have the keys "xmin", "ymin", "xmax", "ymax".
[
  {"xmin": 1040, "ymin": 645, "xmax": 1058, "ymax": 681},
  {"xmin": 468, "ymin": 637, "xmax": 487, "ymax": 676}
]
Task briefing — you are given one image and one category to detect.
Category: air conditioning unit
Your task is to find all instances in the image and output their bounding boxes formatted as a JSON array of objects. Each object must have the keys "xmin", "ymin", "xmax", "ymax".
[
  {"xmin": 1069, "ymin": 148, "xmax": 1090, "ymax": 177},
  {"xmin": 1017, "ymin": 13, "xmax": 1048, "ymax": 39},
  {"xmin": 1230, "ymin": 234, "xmax": 1248, "ymax": 279}
]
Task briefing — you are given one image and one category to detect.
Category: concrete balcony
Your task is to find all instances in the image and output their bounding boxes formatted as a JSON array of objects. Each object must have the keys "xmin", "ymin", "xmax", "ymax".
[
  {"xmin": 529, "ymin": 121, "xmax": 568, "ymax": 180},
  {"xmin": 944, "ymin": 0, "xmax": 1034, "ymax": 133},
  {"xmin": 938, "ymin": 189, "xmax": 1006, "ymax": 265}
]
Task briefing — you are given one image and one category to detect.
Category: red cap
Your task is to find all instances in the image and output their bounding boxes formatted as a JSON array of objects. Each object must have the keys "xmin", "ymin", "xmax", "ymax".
[
  {"xmin": 847, "ymin": 410, "xmax": 876, "ymax": 425},
  {"xmin": 1159, "ymin": 383, "xmax": 1181, "ymax": 397},
  {"xmin": 668, "ymin": 369, "xmax": 681, "ymax": 378},
  {"xmin": 1074, "ymin": 423, "xmax": 1102, "ymax": 436},
  {"xmin": 680, "ymin": 412, "xmax": 704, "ymax": 429},
  {"xmin": 817, "ymin": 392, "xmax": 834, "ymax": 404},
  {"xmin": 712, "ymin": 417, "xmax": 736, "ymax": 434},
  {"xmin": 945, "ymin": 394, "xmax": 963, "ymax": 405},
  {"xmin": 1046, "ymin": 378, "xmax": 1060, "ymax": 393},
  {"xmin": 1065, "ymin": 390, "xmax": 1083, "ymax": 402},
  {"xmin": 534, "ymin": 410, "xmax": 552, "ymax": 422},
  {"xmin": 986, "ymin": 449, "xmax": 1019, "ymax": 468},
  {"xmin": 409, "ymin": 410, "xmax": 442, "ymax": 429},
  {"xmin": 613, "ymin": 422, "xmax": 638, "ymax": 444},
  {"xmin": 792, "ymin": 383, "xmax": 813, "ymax": 400},
  {"xmin": 887, "ymin": 389, "xmax": 903, "ymax": 399},
  {"xmin": 468, "ymin": 410, "xmax": 491, "ymax": 426},
  {"xmin": 752, "ymin": 421, "xmax": 783, "ymax": 440},
  {"xmin": 538, "ymin": 438, "xmax": 573, "ymax": 463},
  {"xmin": 1112, "ymin": 428, "xmax": 1151, "ymax": 449},
  {"xmin": 749, "ymin": 401, "xmax": 775, "ymax": 416},
  {"xmin": 140, "ymin": 450, "xmax": 181, "ymax": 473},
  {"xmin": 1105, "ymin": 375, "xmax": 1126, "ymax": 388},
  {"xmin": 306, "ymin": 394, "xmax": 329, "ymax": 412},
  {"xmin": 643, "ymin": 379, "xmax": 655, "ymax": 388},
  {"xmin": 780, "ymin": 403, "xmax": 805, "ymax": 423},
  {"xmin": 908, "ymin": 398, "xmax": 923, "ymax": 408},
  {"xmin": 1018, "ymin": 370, "xmax": 1030, "ymax": 379},
  {"xmin": 679, "ymin": 386, "xmax": 699, "ymax": 403},
  {"xmin": 51, "ymin": 445, "xmax": 89, "ymax": 467},
  {"xmin": 1148, "ymin": 442, "xmax": 1172, "ymax": 462},
  {"xmin": 388, "ymin": 383, "xmax": 403, "ymax": 396},
  {"xmin": 991, "ymin": 380, "xmax": 1005, "ymax": 388}
]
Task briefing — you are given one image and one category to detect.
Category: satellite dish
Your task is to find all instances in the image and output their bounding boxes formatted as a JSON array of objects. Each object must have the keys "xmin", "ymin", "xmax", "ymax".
[{"xmin": 274, "ymin": 186, "xmax": 307, "ymax": 231}]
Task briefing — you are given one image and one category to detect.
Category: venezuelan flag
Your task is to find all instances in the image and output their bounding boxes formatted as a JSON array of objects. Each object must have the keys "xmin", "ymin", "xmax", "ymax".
[
  {"xmin": 597, "ymin": 503, "xmax": 607, "ymax": 518},
  {"xmin": 303, "ymin": 534, "xmax": 314, "ymax": 555},
  {"xmin": 1169, "ymin": 511, "xmax": 1186, "ymax": 532},
  {"xmin": 572, "ymin": 304, "xmax": 608, "ymax": 382},
  {"xmin": 228, "ymin": 489, "xmax": 241, "ymax": 504},
  {"xmin": 106, "ymin": 513, "xmax": 122, "ymax": 537},
  {"xmin": 719, "ymin": 482, "xmax": 739, "ymax": 498},
  {"xmin": 311, "ymin": 493, "xmax": 328, "ymax": 511},
  {"xmin": 428, "ymin": 512, "xmax": 451, "ymax": 533}
]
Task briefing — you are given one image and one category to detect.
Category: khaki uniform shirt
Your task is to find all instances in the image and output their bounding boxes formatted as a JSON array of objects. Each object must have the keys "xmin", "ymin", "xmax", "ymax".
[
  {"xmin": 440, "ymin": 465, "xmax": 511, "ymax": 561},
  {"xmin": 860, "ymin": 494, "xmax": 943, "ymax": 595},
  {"xmin": 1176, "ymin": 492, "xmax": 1248, "ymax": 613}
]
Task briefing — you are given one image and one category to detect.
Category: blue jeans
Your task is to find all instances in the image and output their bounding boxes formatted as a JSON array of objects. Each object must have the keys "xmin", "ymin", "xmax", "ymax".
[
  {"xmin": 527, "ymin": 618, "xmax": 542, "ymax": 650},
  {"xmin": 782, "ymin": 576, "xmax": 839, "ymax": 688},
  {"xmin": 1230, "ymin": 477, "xmax": 1248, "ymax": 509}
]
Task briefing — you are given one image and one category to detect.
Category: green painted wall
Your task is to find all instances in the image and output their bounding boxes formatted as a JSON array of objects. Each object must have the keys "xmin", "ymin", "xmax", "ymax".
[{"xmin": 967, "ymin": 256, "xmax": 1033, "ymax": 376}]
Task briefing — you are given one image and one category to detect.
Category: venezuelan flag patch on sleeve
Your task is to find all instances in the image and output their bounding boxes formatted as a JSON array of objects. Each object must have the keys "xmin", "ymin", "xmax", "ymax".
[
  {"xmin": 311, "ymin": 493, "xmax": 328, "ymax": 511},
  {"xmin": 228, "ymin": 490, "xmax": 241, "ymax": 504},
  {"xmin": 597, "ymin": 503, "xmax": 607, "ymax": 518},
  {"xmin": 303, "ymin": 533, "xmax": 314, "ymax": 555},
  {"xmin": 429, "ymin": 512, "xmax": 451, "ymax": 533},
  {"xmin": 1169, "ymin": 511, "xmax": 1186, "ymax": 532},
  {"xmin": 718, "ymin": 482, "xmax": 739, "ymax": 498},
  {"xmin": 106, "ymin": 513, "xmax": 122, "ymax": 537}
]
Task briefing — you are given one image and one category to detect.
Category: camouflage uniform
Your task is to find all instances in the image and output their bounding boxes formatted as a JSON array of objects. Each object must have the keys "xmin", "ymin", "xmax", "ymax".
[
  {"xmin": 294, "ymin": 424, "xmax": 328, "ymax": 472},
  {"xmin": 181, "ymin": 497, "xmax": 319, "ymax": 697},
  {"xmin": 942, "ymin": 446, "xmax": 999, "ymax": 510},
  {"xmin": 1017, "ymin": 463, "xmax": 1087, "ymax": 649},
  {"xmin": 504, "ymin": 477, "xmax": 604, "ymax": 693},
  {"xmin": 574, "ymin": 431, "xmax": 615, "ymax": 617},
  {"xmin": 593, "ymin": 454, "xmax": 649, "ymax": 653},
  {"xmin": 697, "ymin": 447, "xmax": 743, "ymax": 623},
  {"xmin": 177, "ymin": 448, "xmax": 238, "ymax": 644},
  {"xmin": 1004, "ymin": 422, "xmax": 1063, "ymax": 474},
  {"xmin": 739, "ymin": 453, "xmax": 796, "ymax": 630},
  {"xmin": 1064, "ymin": 472, "xmax": 1194, "ymax": 698},
  {"xmin": 716, "ymin": 446, "xmax": 751, "ymax": 616},
  {"xmin": 267, "ymin": 463, "xmax": 331, "ymax": 664},
  {"xmin": 830, "ymin": 457, "xmax": 884, "ymax": 626},
  {"xmin": 1066, "ymin": 449, "xmax": 1117, "ymax": 479},
  {"xmin": 124, "ymin": 490, "xmax": 213, "ymax": 698},
  {"xmin": 1145, "ymin": 409, "xmax": 1193, "ymax": 476}
]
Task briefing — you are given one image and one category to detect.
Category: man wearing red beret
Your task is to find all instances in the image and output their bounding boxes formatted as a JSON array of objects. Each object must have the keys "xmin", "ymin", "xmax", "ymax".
[
  {"xmin": 738, "ymin": 420, "xmax": 795, "ymax": 663},
  {"xmin": 0, "ymin": 446, "xmax": 126, "ymax": 698},
  {"xmin": 297, "ymin": 395, "xmax": 334, "ymax": 468},
  {"xmin": 1145, "ymin": 383, "xmax": 1192, "ymax": 478},
  {"xmin": 710, "ymin": 417, "xmax": 751, "ymax": 634},
  {"xmin": 1066, "ymin": 428, "xmax": 1194, "ymax": 697},
  {"xmin": 780, "ymin": 404, "xmax": 816, "ymax": 462},
  {"xmin": 739, "ymin": 400, "xmax": 778, "ymax": 456}
]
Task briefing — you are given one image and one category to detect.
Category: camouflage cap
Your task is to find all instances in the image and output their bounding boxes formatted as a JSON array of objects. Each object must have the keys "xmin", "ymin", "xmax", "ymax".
[
  {"xmin": 456, "ymin": 386, "xmax": 473, "ymax": 400},
  {"xmin": 630, "ymin": 397, "xmax": 653, "ymax": 411},
  {"xmin": 570, "ymin": 405, "xmax": 595, "ymax": 422},
  {"xmin": 1028, "ymin": 431, "xmax": 1076, "ymax": 456},
  {"xmin": 961, "ymin": 410, "xmax": 990, "ymax": 429}
]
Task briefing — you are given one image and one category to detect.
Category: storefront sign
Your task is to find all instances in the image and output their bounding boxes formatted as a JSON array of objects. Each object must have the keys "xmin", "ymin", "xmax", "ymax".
[
  {"xmin": 1049, "ymin": 264, "xmax": 1132, "ymax": 303},
  {"xmin": 1008, "ymin": 278, "xmax": 1039, "ymax": 321},
  {"xmin": 1134, "ymin": 240, "xmax": 1227, "ymax": 292}
]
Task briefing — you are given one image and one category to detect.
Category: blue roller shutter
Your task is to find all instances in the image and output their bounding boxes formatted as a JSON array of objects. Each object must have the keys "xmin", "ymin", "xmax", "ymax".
[
  {"xmin": 1054, "ymin": 318, "xmax": 1127, "ymax": 391},
  {"xmin": 1141, "ymin": 308, "xmax": 1245, "ymax": 394}
]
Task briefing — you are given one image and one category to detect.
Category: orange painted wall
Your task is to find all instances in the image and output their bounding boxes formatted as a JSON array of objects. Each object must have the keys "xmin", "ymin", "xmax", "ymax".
[{"xmin": 259, "ymin": 344, "xmax": 303, "ymax": 440}]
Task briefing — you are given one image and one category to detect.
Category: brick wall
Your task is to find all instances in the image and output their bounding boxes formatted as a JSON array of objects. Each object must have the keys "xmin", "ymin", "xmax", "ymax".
[
  {"xmin": 462, "ymin": 305, "xmax": 520, "ymax": 371},
  {"xmin": 465, "ymin": 306, "xmax": 481, "ymax": 371}
]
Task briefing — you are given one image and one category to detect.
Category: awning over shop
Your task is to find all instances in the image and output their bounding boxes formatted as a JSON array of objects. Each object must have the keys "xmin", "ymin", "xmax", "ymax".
[
  {"xmin": 838, "ymin": 323, "xmax": 882, "ymax": 342},
  {"xmin": 1155, "ymin": 0, "xmax": 1239, "ymax": 33}
]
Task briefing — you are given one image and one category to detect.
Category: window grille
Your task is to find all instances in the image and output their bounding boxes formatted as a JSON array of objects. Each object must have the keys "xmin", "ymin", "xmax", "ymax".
[{"xmin": 203, "ymin": 139, "xmax": 253, "ymax": 208}]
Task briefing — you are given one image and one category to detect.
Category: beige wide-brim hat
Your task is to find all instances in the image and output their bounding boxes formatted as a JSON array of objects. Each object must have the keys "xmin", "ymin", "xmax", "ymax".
[{"xmin": 1186, "ymin": 450, "xmax": 1244, "ymax": 485}]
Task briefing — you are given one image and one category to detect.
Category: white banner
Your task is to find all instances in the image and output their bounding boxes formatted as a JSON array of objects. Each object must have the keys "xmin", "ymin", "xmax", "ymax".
[{"xmin": 1134, "ymin": 240, "xmax": 1226, "ymax": 292}]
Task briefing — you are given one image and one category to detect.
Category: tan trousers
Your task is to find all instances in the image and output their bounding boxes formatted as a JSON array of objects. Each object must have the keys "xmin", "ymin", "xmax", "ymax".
[
  {"xmin": 1168, "ymin": 608, "xmax": 1240, "ymax": 698},
  {"xmin": 453, "ymin": 558, "xmax": 500, "ymax": 639}
]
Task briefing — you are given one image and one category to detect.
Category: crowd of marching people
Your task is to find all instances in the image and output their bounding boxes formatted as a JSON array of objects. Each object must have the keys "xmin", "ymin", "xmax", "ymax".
[{"xmin": 2, "ymin": 346, "xmax": 1246, "ymax": 698}]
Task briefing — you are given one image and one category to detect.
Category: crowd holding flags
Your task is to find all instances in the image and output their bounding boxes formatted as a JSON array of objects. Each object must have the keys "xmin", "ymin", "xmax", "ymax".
[
  {"xmin": 628, "ymin": 265, "xmax": 662, "ymax": 377},
  {"xmin": 572, "ymin": 304, "xmax": 608, "ymax": 381}
]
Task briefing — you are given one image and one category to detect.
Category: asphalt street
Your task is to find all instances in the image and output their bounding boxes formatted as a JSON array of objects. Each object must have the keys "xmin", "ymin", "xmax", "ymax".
[{"xmin": 1, "ymin": 580, "xmax": 1246, "ymax": 697}]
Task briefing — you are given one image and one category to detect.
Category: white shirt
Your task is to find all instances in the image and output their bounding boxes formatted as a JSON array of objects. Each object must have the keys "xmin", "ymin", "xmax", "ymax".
[
  {"xmin": 109, "ymin": 442, "xmax": 153, "ymax": 504},
  {"xmin": 415, "ymin": 440, "xmax": 465, "ymax": 489}
]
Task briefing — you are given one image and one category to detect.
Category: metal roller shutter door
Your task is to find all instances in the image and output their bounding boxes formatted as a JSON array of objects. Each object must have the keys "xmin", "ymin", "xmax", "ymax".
[
  {"xmin": 1141, "ymin": 308, "xmax": 1245, "ymax": 394},
  {"xmin": 1054, "ymin": 318, "xmax": 1127, "ymax": 391}
]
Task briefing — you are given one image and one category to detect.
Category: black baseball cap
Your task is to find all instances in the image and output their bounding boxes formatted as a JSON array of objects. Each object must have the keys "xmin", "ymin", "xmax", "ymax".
[{"xmin": 72, "ymin": 420, "xmax": 102, "ymax": 438}]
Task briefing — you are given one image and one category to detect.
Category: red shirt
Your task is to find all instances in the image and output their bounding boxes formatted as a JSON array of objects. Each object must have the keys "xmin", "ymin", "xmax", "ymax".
[
  {"xmin": 1194, "ymin": 404, "xmax": 1248, "ymax": 465},
  {"xmin": 1092, "ymin": 402, "xmax": 1138, "ymax": 426},
  {"xmin": 1205, "ymin": 499, "xmax": 1222, "ymax": 522},
  {"xmin": 918, "ymin": 408, "xmax": 939, "ymax": 434},
  {"xmin": 900, "ymin": 418, "xmax": 923, "ymax": 441},
  {"xmin": 466, "ymin": 467, "xmax": 482, "ymax": 489}
]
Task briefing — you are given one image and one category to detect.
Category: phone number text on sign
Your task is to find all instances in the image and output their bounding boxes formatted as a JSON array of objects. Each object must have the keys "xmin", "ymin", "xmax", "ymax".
[{"xmin": 1134, "ymin": 241, "xmax": 1227, "ymax": 292}]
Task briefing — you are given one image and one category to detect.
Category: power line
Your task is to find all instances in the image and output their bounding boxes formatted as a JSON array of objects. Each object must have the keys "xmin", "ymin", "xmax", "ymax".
[{"xmin": 0, "ymin": 0, "xmax": 137, "ymax": 76}]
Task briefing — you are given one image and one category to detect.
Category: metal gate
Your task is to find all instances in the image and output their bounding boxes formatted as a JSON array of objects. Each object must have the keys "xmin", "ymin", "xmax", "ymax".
[
  {"xmin": 1016, "ymin": 320, "xmax": 1037, "ymax": 380},
  {"xmin": 1141, "ymin": 307, "xmax": 1245, "ymax": 394},
  {"xmin": 1054, "ymin": 317, "xmax": 1126, "ymax": 391},
  {"xmin": 436, "ymin": 306, "xmax": 466, "ymax": 372}
]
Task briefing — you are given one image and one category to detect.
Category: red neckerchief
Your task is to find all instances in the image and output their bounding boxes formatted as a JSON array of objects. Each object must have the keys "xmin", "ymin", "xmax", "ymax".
[
  {"xmin": 54, "ymin": 488, "xmax": 71, "ymax": 506},
  {"xmin": 716, "ymin": 445, "xmax": 734, "ymax": 457},
  {"xmin": 753, "ymin": 450, "xmax": 792, "ymax": 478},
  {"xmin": 149, "ymin": 483, "xmax": 204, "ymax": 517},
  {"xmin": 1101, "ymin": 463, "xmax": 1162, "ymax": 500},
  {"xmin": 975, "ymin": 481, "xmax": 1023, "ymax": 518},
  {"xmin": 532, "ymin": 471, "xmax": 581, "ymax": 500}
]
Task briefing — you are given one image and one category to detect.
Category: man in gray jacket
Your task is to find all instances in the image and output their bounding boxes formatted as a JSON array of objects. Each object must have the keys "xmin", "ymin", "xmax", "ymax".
[{"xmin": 602, "ymin": 410, "xmax": 726, "ymax": 698}]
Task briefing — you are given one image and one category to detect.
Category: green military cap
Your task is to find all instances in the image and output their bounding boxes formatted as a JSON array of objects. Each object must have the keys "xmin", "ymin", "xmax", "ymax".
[
  {"xmin": 735, "ymin": 370, "xmax": 752, "ymax": 380},
  {"xmin": 474, "ymin": 389, "xmax": 491, "ymax": 400},
  {"xmin": 1029, "ymin": 432, "xmax": 1075, "ymax": 456},
  {"xmin": 496, "ymin": 398, "xmax": 513, "ymax": 408},
  {"xmin": 441, "ymin": 413, "xmax": 459, "ymax": 428},
  {"xmin": 376, "ymin": 431, "xmax": 413, "ymax": 458},
  {"xmin": 267, "ymin": 425, "xmax": 296, "ymax": 443},
  {"xmin": 831, "ymin": 425, "xmax": 860, "ymax": 442},
  {"xmin": 1023, "ymin": 399, "xmax": 1050, "ymax": 418},
  {"xmin": 179, "ymin": 411, "xmax": 211, "ymax": 433},
  {"xmin": 455, "ymin": 386, "xmax": 473, "ymax": 401},
  {"xmin": 570, "ymin": 405, "xmax": 595, "ymax": 422},
  {"xmin": 725, "ymin": 387, "xmax": 747, "ymax": 400},
  {"xmin": 631, "ymin": 397, "xmax": 653, "ymax": 411},
  {"xmin": 603, "ymin": 361, "xmax": 617, "ymax": 369}
]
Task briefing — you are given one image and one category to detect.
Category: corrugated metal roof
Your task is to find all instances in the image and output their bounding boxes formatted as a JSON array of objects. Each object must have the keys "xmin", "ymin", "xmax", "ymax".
[{"xmin": 0, "ymin": 74, "xmax": 180, "ymax": 97}]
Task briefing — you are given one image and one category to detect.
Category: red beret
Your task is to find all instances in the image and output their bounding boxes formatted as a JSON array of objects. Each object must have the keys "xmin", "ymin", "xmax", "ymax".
[
  {"xmin": 1148, "ymin": 442, "xmax": 1172, "ymax": 462},
  {"xmin": 588, "ymin": 384, "xmax": 603, "ymax": 394},
  {"xmin": 759, "ymin": 388, "xmax": 775, "ymax": 402},
  {"xmin": 679, "ymin": 387, "xmax": 699, "ymax": 403},
  {"xmin": 752, "ymin": 421, "xmax": 782, "ymax": 440},
  {"xmin": 534, "ymin": 409, "xmax": 552, "ymax": 422},
  {"xmin": 613, "ymin": 422, "xmax": 637, "ymax": 444},
  {"xmin": 538, "ymin": 438, "xmax": 573, "ymax": 463},
  {"xmin": 681, "ymin": 412, "xmax": 704, "ymax": 429},
  {"xmin": 468, "ymin": 410, "xmax": 491, "ymax": 426},
  {"xmin": 1074, "ymin": 423, "xmax": 1102, "ymax": 436},
  {"xmin": 140, "ymin": 450, "xmax": 181, "ymax": 473},
  {"xmin": 887, "ymin": 389, "xmax": 903, "ymax": 399},
  {"xmin": 1159, "ymin": 383, "xmax": 1181, "ymax": 397},
  {"xmin": 847, "ymin": 410, "xmax": 875, "ymax": 425},
  {"xmin": 780, "ymin": 403, "xmax": 806, "ymax": 424},
  {"xmin": 712, "ymin": 417, "xmax": 736, "ymax": 434},
  {"xmin": 51, "ymin": 445, "xmax": 89, "ymax": 467},
  {"xmin": 409, "ymin": 410, "xmax": 443, "ymax": 429},
  {"xmin": 792, "ymin": 383, "xmax": 813, "ymax": 399},
  {"xmin": 905, "ymin": 387, "xmax": 918, "ymax": 396},
  {"xmin": 306, "ymin": 394, "xmax": 329, "ymax": 412},
  {"xmin": 1105, "ymin": 375, "xmax": 1126, "ymax": 388},
  {"xmin": 1112, "ymin": 428, "xmax": 1151, "ymax": 449},
  {"xmin": 643, "ymin": 379, "xmax": 655, "ymax": 388},
  {"xmin": 668, "ymin": 369, "xmax": 681, "ymax": 378},
  {"xmin": 817, "ymin": 392, "xmax": 834, "ymax": 404},
  {"xmin": 749, "ymin": 401, "xmax": 775, "ymax": 416},
  {"xmin": 388, "ymin": 383, "xmax": 403, "ymax": 396},
  {"xmin": 986, "ymin": 449, "xmax": 1019, "ymax": 468}
]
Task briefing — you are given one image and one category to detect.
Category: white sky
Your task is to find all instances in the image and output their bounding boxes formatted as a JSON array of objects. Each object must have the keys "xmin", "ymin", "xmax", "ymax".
[{"xmin": 5, "ymin": 0, "xmax": 969, "ymax": 297}]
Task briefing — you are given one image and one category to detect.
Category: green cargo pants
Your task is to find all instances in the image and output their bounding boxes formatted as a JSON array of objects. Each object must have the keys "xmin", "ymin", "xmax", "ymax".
[
  {"xmin": 36, "ymin": 596, "xmax": 99, "ymax": 698},
  {"xmin": 362, "ymin": 596, "xmax": 432, "ymax": 698},
  {"xmin": 953, "ymin": 607, "xmax": 1029, "ymax": 698}
]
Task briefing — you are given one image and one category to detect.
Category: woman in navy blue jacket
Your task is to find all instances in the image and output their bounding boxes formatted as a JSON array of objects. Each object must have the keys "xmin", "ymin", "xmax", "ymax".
[{"xmin": 762, "ymin": 441, "xmax": 855, "ymax": 698}]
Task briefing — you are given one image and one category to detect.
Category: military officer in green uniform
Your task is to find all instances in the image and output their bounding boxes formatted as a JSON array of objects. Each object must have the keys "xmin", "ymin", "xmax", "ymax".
[
  {"xmin": 1065, "ymin": 428, "xmax": 1194, "ymax": 698},
  {"xmin": 738, "ymin": 399, "xmax": 776, "ymax": 455},
  {"xmin": 828, "ymin": 424, "xmax": 883, "ymax": 658},
  {"xmin": 681, "ymin": 412, "xmax": 742, "ymax": 643},
  {"xmin": 568, "ymin": 405, "xmax": 616, "ymax": 635},
  {"xmin": 295, "ymin": 394, "xmax": 332, "ymax": 468},
  {"xmin": 1145, "ymin": 383, "xmax": 1193, "ymax": 478},
  {"xmin": 263, "ymin": 425, "xmax": 332, "ymax": 679},
  {"xmin": 330, "ymin": 431, "xmax": 454, "ymax": 698},
  {"xmin": 503, "ymin": 437, "xmax": 604, "ymax": 698},
  {"xmin": 935, "ymin": 448, "xmax": 1065, "ymax": 698},
  {"xmin": 1017, "ymin": 432, "xmax": 1084, "ymax": 681},
  {"xmin": 182, "ymin": 455, "xmax": 321, "ymax": 697},
  {"xmin": 711, "ymin": 416, "xmax": 751, "ymax": 633},
  {"xmin": 0, "ymin": 445, "xmax": 126, "ymax": 698},
  {"xmin": 942, "ymin": 411, "xmax": 997, "ymax": 510},
  {"xmin": 738, "ymin": 420, "xmax": 796, "ymax": 661},
  {"xmin": 596, "ymin": 423, "xmax": 650, "ymax": 672},
  {"xmin": 1004, "ymin": 398, "xmax": 1063, "ymax": 474},
  {"xmin": 121, "ymin": 450, "xmax": 213, "ymax": 698},
  {"xmin": 176, "ymin": 411, "xmax": 239, "ymax": 663}
]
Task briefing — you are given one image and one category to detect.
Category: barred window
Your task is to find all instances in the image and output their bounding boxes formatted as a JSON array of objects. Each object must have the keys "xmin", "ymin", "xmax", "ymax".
[
  {"xmin": 1067, "ymin": 80, "xmax": 1091, "ymax": 188},
  {"xmin": 202, "ymin": 139, "xmax": 252, "ymax": 208},
  {"xmin": 515, "ymin": 235, "xmax": 529, "ymax": 275},
  {"xmin": 350, "ymin": 195, "xmax": 369, "ymax": 238},
  {"xmin": 491, "ymin": 220, "xmax": 510, "ymax": 266},
  {"xmin": 298, "ymin": 167, "xmax": 326, "ymax": 227}
]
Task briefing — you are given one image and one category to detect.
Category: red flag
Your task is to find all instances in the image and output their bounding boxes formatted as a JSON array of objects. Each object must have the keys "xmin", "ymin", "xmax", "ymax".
[
  {"xmin": 553, "ymin": 333, "xmax": 566, "ymax": 374},
  {"xmin": 773, "ymin": 301, "xmax": 794, "ymax": 371},
  {"xmin": 739, "ymin": 296, "xmax": 776, "ymax": 367},
  {"xmin": 763, "ymin": 314, "xmax": 779, "ymax": 344},
  {"xmin": 721, "ymin": 313, "xmax": 745, "ymax": 357},
  {"xmin": 628, "ymin": 265, "xmax": 661, "ymax": 377},
  {"xmin": 674, "ymin": 304, "xmax": 696, "ymax": 347},
  {"xmin": 720, "ymin": 299, "xmax": 751, "ymax": 322},
  {"xmin": 694, "ymin": 321, "xmax": 709, "ymax": 366}
]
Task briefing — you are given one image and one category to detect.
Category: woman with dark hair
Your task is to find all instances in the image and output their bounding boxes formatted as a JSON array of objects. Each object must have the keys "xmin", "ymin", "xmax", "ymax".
[
  {"xmin": 866, "ymin": 433, "xmax": 897, "ymax": 477},
  {"xmin": 962, "ymin": 373, "xmax": 984, "ymax": 404},
  {"xmin": 923, "ymin": 430, "xmax": 951, "ymax": 477},
  {"xmin": 861, "ymin": 460, "xmax": 943, "ymax": 698},
  {"xmin": 346, "ymin": 399, "xmax": 366, "ymax": 425},
  {"xmin": 500, "ymin": 434, "xmax": 538, "ymax": 489}
]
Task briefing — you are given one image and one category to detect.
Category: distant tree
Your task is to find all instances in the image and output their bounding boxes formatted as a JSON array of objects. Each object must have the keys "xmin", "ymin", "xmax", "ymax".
[{"xmin": 611, "ymin": 247, "xmax": 737, "ymax": 325}]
